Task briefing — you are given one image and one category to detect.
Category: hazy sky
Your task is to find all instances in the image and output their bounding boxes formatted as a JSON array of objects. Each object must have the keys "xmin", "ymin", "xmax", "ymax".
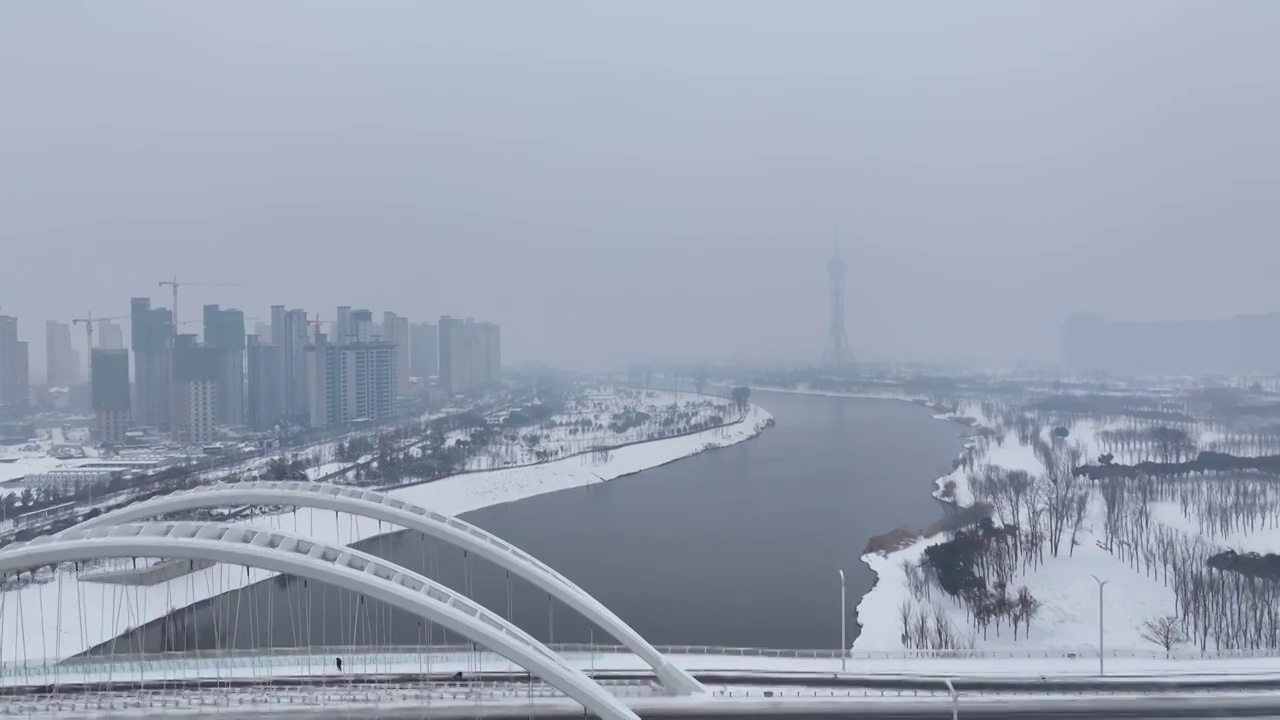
[{"xmin": 4, "ymin": 2, "xmax": 1280, "ymax": 373}]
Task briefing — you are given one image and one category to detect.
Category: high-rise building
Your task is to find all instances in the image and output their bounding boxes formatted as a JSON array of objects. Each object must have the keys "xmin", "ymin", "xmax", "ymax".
[
  {"xmin": 336, "ymin": 306, "xmax": 352, "ymax": 344},
  {"xmin": 271, "ymin": 306, "xmax": 310, "ymax": 423},
  {"xmin": 131, "ymin": 298, "xmax": 174, "ymax": 429},
  {"xmin": 481, "ymin": 321, "xmax": 501, "ymax": 384},
  {"xmin": 0, "ymin": 315, "xmax": 30, "ymax": 412},
  {"xmin": 439, "ymin": 316, "xmax": 502, "ymax": 395},
  {"xmin": 246, "ymin": 335, "xmax": 286, "ymax": 431},
  {"xmin": 409, "ymin": 322, "xmax": 439, "ymax": 379},
  {"xmin": 383, "ymin": 312, "xmax": 411, "ymax": 395},
  {"xmin": 203, "ymin": 304, "xmax": 246, "ymax": 426},
  {"xmin": 174, "ymin": 334, "xmax": 218, "ymax": 444},
  {"xmin": 351, "ymin": 309, "xmax": 374, "ymax": 343},
  {"xmin": 253, "ymin": 321, "xmax": 270, "ymax": 339},
  {"xmin": 90, "ymin": 348, "xmax": 131, "ymax": 444},
  {"xmin": 97, "ymin": 320, "xmax": 125, "ymax": 351},
  {"xmin": 306, "ymin": 333, "xmax": 397, "ymax": 428},
  {"xmin": 45, "ymin": 320, "xmax": 77, "ymax": 387},
  {"xmin": 438, "ymin": 315, "xmax": 460, "ymax": 395}
]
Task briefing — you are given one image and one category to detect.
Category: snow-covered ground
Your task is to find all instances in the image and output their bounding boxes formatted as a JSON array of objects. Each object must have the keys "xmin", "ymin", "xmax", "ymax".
[
  {"xmin": 850, "ymin": 390, "xmax": 1280, "ymax": 657},
  {"xmin": 455, "ymin": 389, "xmax": 742, "ymax": 472},
  {"xmin": 0, "ymin": 403, "xmax": 774, "ymax": 663}
]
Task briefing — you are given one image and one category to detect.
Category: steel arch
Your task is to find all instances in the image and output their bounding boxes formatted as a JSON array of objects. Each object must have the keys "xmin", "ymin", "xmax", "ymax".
[
  {"xmin": 76, "ymin": 480, "xmax": 703, "ymax": 694},
  {"xmin": 0, "ymin": 522, "xmax": 639, "ymax": 720}
]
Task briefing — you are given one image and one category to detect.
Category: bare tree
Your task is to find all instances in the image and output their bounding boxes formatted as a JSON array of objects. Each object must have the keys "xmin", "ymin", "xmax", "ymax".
[
  {"xmin": 899, "ymin": 600, "xmax": 914, "ymax": 648},
  {"xmin": 1141, "ymin": 615, "xmax": 1186, "ymax": 657}
]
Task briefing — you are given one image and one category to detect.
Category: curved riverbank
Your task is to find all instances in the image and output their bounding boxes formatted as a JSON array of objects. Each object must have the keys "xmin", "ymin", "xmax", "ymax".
[
  {"xmin": 736, "ymin": 384, "xmax": 982, "ymax": 650},
  {"xmin": 2, "ymin": 403, "xmax": 775, "ymax": 661}
]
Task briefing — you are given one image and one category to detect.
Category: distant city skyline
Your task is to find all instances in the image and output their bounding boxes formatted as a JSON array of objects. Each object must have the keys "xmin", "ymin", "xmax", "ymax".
[{"xmin": 10, "ymin": 4, "xmax": 1280, "ymax": 372}]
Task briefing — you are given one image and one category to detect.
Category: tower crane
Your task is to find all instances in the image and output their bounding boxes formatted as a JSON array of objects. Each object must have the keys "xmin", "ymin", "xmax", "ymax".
[
  {"xmin": 156, "ymin": 277, "xmax": 239, "ymax": 338},
  {"xmin": 307, "ymin": 314, "xmax": 333, "ymax": 339},
  {"xmin": 71, "ymin": 312, "xmax": 128, "ymax": 350}
]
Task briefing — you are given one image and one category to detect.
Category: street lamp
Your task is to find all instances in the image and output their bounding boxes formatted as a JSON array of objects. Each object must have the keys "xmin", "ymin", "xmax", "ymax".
[
  {"xmin": 838, "ymin": 569, "xmax": 847, "ymax": 672},
  {"xmin": 1091, "ymin": 574, "xmax": 1108, "ymax": 676}
]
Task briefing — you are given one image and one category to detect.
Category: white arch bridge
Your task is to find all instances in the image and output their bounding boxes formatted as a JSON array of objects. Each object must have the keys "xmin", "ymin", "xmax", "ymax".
[
  {"xmin": 73, "ymin": 480, "xmax": 701, "ymax": 695},
  {"xmin": 0, "ymin": 521, "xmax": 646, "ymax": 720},
  {"xmin": 0, "ymin": 481, "xmax": 717, "ymax": 720}
]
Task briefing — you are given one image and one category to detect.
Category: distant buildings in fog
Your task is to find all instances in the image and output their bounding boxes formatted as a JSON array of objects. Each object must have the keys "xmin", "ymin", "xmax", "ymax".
[
  {"xmin": 131, "ymin": 297, "xmax": 173, "ymax": 430},
  {"xmin": 439, "ymin": 316, "xmax": 501, "ymax": 396},
  {"xmin": 8, "ymin": 297, "xmax": 506, "ymax": 439},
  {"xmin": 410, "ymin": 322, "xmax": 439, "ymax": 379},
  {"xmin": 1062, "ymin": 311, "xmax": 1280, "ymax": 375},
  {"xmin": 97, "ymin": 320, "xmax": 124, "ymax": 351},
  {"xmin": 0, "ymin": 315, "xmax": 30, "ymax": 414},
  {"xmin": 45, "ymin": 320, "xmax": 79, "ymax": 388},
  {"xmin": 91, "ymin": 348, "xmax": 130, "ymax": 444}
]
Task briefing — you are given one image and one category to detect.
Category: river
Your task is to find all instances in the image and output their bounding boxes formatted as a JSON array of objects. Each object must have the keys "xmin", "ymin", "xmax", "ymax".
[{"xmin": 112, "ymin": 391, "xmax": 968, "ymax": 653}]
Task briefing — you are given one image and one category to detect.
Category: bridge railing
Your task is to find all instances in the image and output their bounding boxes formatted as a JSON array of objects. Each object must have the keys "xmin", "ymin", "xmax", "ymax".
[
  {"xmin": 54, "ymin": 642, "xmax": 1280, "ymax": 667},
  {"xmin": 10, "ymin": 643, "xmax": 1280, "ymax": 682}
]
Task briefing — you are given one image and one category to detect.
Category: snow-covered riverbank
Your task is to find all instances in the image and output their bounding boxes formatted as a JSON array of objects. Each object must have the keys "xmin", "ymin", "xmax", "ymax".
[{"xmin": 0, "ymin": 403, "xmax": 774, "ymax": 662}]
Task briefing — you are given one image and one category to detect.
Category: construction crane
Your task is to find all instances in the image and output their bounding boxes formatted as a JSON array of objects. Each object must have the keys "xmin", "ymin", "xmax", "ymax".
[
  {"xmin": 156, "ymin": 277, "xmax": 239, "ymax": 337},
  {"xmin": 71, "ymin": 312, "xmax": 128, "ymax": 349},
  {"xmin": 307, "ymin": 314, "xmax": 334, "ymax": 339}
]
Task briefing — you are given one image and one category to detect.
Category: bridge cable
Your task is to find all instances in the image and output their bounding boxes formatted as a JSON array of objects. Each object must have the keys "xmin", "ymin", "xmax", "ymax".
[
  {"xmin": 0, "ymin": 573, "xmax": 7, "ymax": 686},
  {"xmin": 78, "ymin": 564, "xmax": 93, "ymax": 687},
  {"xmin": 506, "ymin": 569, "xmax": 514, "ymax": 675},
  {"xmin": 54, "ymin": 569, "xmax": 66, "ymax": 692},
  {"xmin": 18, "ymin": 570, "xmax": 29, "ymax": 687}
]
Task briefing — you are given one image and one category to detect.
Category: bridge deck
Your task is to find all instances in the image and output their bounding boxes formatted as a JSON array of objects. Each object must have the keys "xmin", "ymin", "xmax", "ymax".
[{"xmin": 10, "ymin": 649, "xmax": 1280, "ymax": 689}]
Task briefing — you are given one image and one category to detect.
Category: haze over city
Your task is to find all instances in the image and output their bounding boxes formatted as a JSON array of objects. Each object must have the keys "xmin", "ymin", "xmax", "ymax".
[
  {"xmin": 5, "ymin": 2, "xmax": 1280, "ymax": 373},
  {"xmin": 10, "ymin": 4, "xmax": 1280, "ymax": 720}
]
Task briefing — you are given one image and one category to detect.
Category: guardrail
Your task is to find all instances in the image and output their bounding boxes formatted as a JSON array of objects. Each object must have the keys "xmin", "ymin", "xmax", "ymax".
[
  {"xmin": 4, "ymin": 682, "xmax": 1280, "ymax": 716},
  {"xmin": 50, "ymin": 642, "xmax": 1280, "ymax": 666},
  {"xmin": 4, "ymin": 642, "xmax": 1280, "ymax": 688}
]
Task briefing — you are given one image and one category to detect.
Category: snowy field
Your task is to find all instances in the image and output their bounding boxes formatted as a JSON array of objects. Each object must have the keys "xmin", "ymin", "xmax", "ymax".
[
  {"xmin": 0, "ymin": 403, "xmax": 774, "ymax": 663},
  {"xmin": 841, "ymin": 382, "xmax": 1280, "ymax": 658},
  {"xmin": 453, "ymin": 388, "xmax": 743, "ymax": 472}
]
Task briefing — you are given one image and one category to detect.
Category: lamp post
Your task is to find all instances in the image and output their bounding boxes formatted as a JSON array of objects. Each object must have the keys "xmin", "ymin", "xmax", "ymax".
[
  {"xmin": 1091, "ymin": 574, "xmax": 1108, "ymax": 676},
  {"xmin": 838, "ymin": 569, "xmax": 847, "ymax": 672}
]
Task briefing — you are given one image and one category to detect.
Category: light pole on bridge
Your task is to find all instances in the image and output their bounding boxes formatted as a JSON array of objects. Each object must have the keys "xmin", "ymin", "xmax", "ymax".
[
  {"xmin": 838, "ymin": 569, "xmax": 847, "ymax": 672},
  {"xmin": 1091, "ymin": 574, "xmax": 1108, "ymax": 676}
]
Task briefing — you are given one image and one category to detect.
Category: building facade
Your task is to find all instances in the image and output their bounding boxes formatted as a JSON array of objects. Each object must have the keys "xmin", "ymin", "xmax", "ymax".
[
  {"xmin": 439, "ymin": 316, "xmax": 501, "ymax": 395},
  {"xmin": 409, "ymin": 321, "xmax": 438, "ymax": 379},
  {"xmin": 203, "ymin": 304, "xmax": 246, "ymax": 427},
  {"xmin": 306, "ymin": 334, "xmax": 397, "ymax": 428},
  {"xmin": 97, "ymin": 320, "xmax": 125, "ymax": 351},
  {"xmin": 131, "ymin": 297, "xmax": 173, "ymax": 429},
  {"xmin": 0, "ymin": 315, "xmax": 29, "ymax": 413},
  {"xmin": 90, "ymin": 348, "xmax": 131, "ymax": 444},
  {"xmin": 246, "ymin": 335, "xmax": 286, "ymax": 431},
  {"xmin": 174, "ymin": 335, "xmax": 218, "ymax": 444},
  {"xmin": 271, "ymin": 306, "xmax": 311, "ymax": 423},
  {"xmin": 383, "ymin": 311, "xmax": 411, "ymax": 395},
  {"xmin": 45, "ymin": 320, "xmax": 78, "ymax": 387},
  {"xmin": 336, "ymin": 306, "xmax": 352, "ymax": 343}
]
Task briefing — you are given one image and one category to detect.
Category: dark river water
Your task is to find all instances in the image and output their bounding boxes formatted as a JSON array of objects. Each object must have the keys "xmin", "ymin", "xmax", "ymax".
[{"xmin": 113, "ymin": 391, "xmax": 967, "ymax": 653}]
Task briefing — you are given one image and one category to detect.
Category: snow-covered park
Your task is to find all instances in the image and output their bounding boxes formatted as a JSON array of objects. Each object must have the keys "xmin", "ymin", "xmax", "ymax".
[{"xmin": 840, "ymin": 377, "xmax": 1280, "ymax": 658}]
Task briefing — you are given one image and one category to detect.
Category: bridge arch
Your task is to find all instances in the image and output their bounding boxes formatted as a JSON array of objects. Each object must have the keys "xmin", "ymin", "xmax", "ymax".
[
  {"xmin": 0, "ymin": 521, "xmax": 639, "ymax": 720},
  {"xmin": 76, "ymin": 480, "xmax": 703, "ymax": 694}
]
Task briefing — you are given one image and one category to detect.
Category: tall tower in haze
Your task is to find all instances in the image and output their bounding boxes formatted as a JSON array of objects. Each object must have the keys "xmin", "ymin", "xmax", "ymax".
[{"xmin": 821, "ymin": 240, "xmax": 853, "ymax": 365}]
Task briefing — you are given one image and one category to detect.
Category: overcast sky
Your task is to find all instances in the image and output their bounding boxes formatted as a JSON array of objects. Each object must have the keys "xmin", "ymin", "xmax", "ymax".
[{"xmin": 4, "ymin": 2, "xmax": 1280, "ymax": 373}]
